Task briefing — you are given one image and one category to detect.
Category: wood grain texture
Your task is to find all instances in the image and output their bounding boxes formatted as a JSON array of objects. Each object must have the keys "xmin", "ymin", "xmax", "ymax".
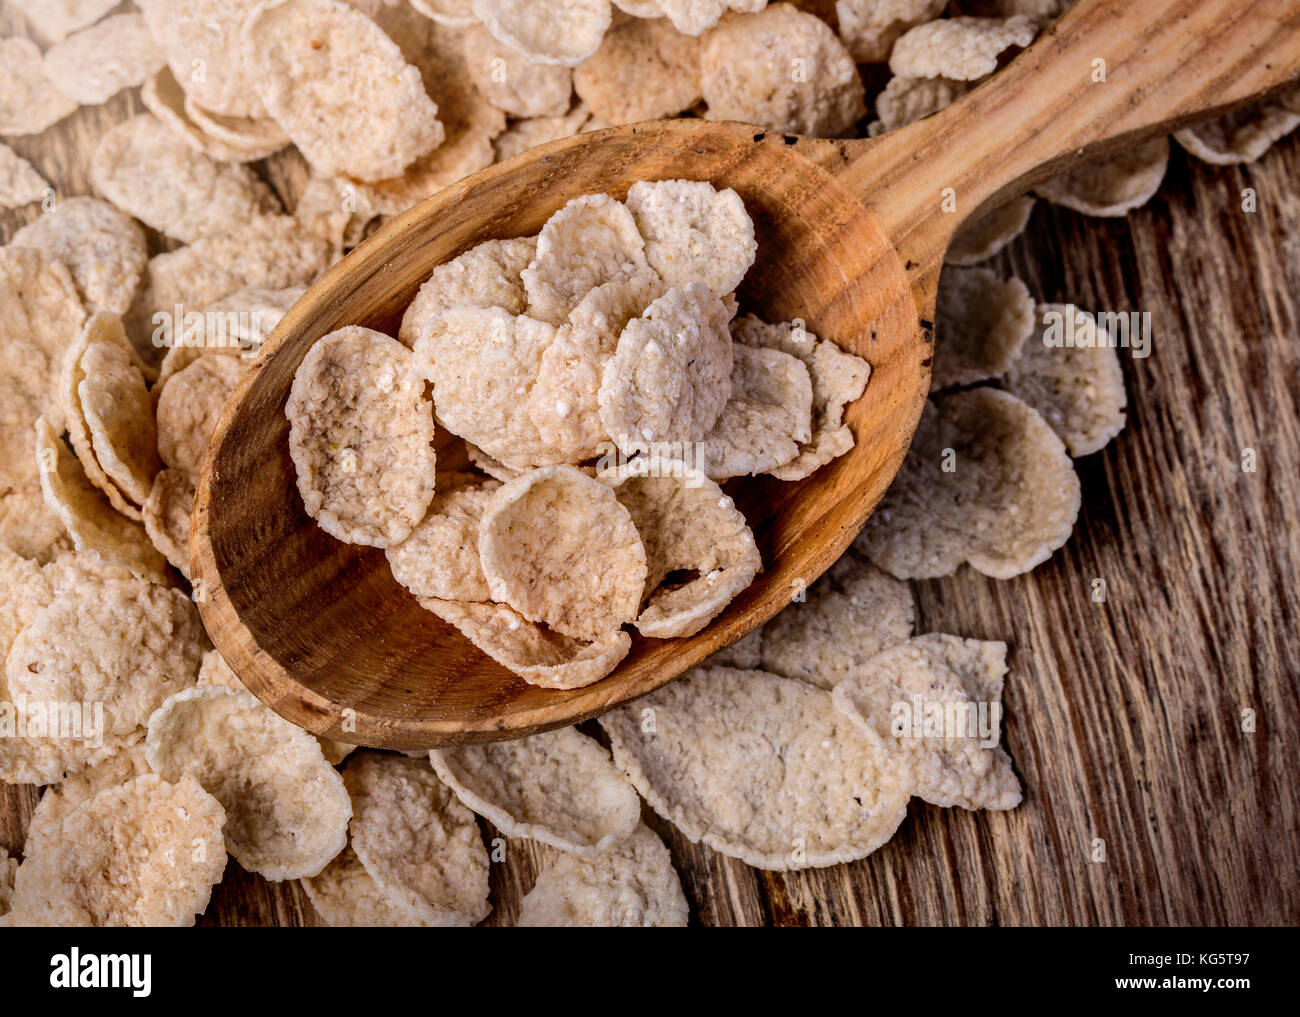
[
  {"xmin": 3, "ymin": 5, "xmax": 1299, "ymax": 925},
  {"xmin": 835, "ymin": 0, "xmax": 1300, "ymax": 316}
]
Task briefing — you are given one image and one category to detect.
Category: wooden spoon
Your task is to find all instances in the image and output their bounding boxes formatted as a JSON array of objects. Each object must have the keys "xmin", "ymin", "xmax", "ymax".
[{"xmin": 192, "ymin": 0, "xmax": 1300, "ymax": 748}]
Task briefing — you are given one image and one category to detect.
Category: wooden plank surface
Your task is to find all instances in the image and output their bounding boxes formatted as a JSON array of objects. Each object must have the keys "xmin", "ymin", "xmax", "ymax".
[{"xmin": 3, "ymin": 7, "xmax": 1298, "ymax": 926}]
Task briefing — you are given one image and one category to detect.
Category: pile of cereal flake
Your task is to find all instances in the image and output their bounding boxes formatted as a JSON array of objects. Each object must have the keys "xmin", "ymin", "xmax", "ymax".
[
  {"xmin": 287, "ymin": 180, "xmax": 870, "ymax": 688},
  {"xmin": 1, "ymin": 0, "xmax": 1295, "ymax": 927}
]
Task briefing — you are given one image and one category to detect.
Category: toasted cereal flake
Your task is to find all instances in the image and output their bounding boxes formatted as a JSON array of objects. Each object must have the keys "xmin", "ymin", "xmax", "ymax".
[
  {"xmin": 0, "ymin": 553, "xmax": 57, "ymax": 759},
  {"xmin": 573, "ymin": 16, "xmax": 701, "ymax": 124},
  {"xmin": 156, "ymin": 355, "xmax": 247, "ymax": 478},
  {"xmin": 246, "ymin": 0, "xmax": 444, "ymax": 183},
  {"xmin": 345, "ymin": 1, "xmax": 440, "ymax": 74},
  {"xmin": 2, "ymin": 406, "xmax": 71, "ymax": 566},
  {"xmin": 0, "ymin": 545, "xmax": 52, "ymax": 661},
  {"xmin": 42, "ymin": 14, "xmax": 165, "ymax": 106},
  {"xmin": 933, "ymin": 266, "xmax": 1034, "ymax": 390},
  {"xmin": 1001, "ymin": 304, "xmax": 1127, "ymax": 457},
  {"xmin": 868, "ymin": 75, "xmax": 969, "ymax": 136},
  {"xmin": 529, "ymin": 267, "xmax": 666, "ymax": 462},
  {"xmin": 707, "ymin": 626, "xmax": 763, "ymax": 668},
  {"xmin": 947, "ymin": 195, "xmax": 1035, "ymax": 266},
  {"xmin": 703, "ymin": 342, "xmax": 812, "ymax": 478},
  {"xmin": 139, "ymin": 67, "xmax": 284, "ymax": 164},
  {"xmin": 349, "ymin": 20, "xmax": 506, "ymax": 215},
  {"xmin": 184, "ymin": 97, "xmax": 291, "ymax": 158},
  {"xmin": 614, "ymin": 0, "xmax": 666, "ymax": 13},
  {"xmin": 142, "ymin": 468, "xmax": 196, "ymax": 577},
  {"xmin": 657, "ymin": 0, "xmax": 726, "ymax": 36},
  {"xmin": 600, "ymin": 665, "xmax": 910, "ymax": 869},
  {"xmin": 301, "ymin": 843, "xmax": 428, "ymax": 927},
  {"xmin": 6, "ymin": 774, "xmax": 226, "ymax": 927},
  {"xmin": 611, "ymin": 465, "xmax": 760, "ymax": 637},
  {"xmin": 398, "ymin": 236, "xmax": 536, "ymax": 347},
  {"xmin": 0, "ymin": 246, "xmax": 86, "ymax": 440},
  {"xmin": 464, "ymin": 442, "xmax": 523, "ymax": 481},
  {"xmin": 287, "ymin": 328, "xmax": 436, "ymax": 548},
  {"xmin": 0, "ymin": 143, "xmax": 49, "ymax": 210},
  {"xmin": 191, "ymin": 286, "xmax": 302, "ymax": 356},
  {"xmin": 1035, "ymin": 135, "xmax": 1169, "ymax": 217},
  {"xmin": 42, "ymin": 550, "xmax": 142, "ymax": 594},
  {"xmin": 462, "ymin": 24, "xmax": 574, "ymax": 118},
  {"xmin": 1174, "ymin": 86, "xmax": 1300, "ymax": 165},
  {"xmin": 0, "ymin": 38, "xmax": 77, "ymax": 135},
  {"xmin": 132, "ymin": 216, "xmax": 331, "ymax": 353},
  {"xmin": 154, "ymin": 343, "xmax": 239, "ymax": 400},
  {"xmin": 61, "ymin": 313, "xmax": 145, "ymax": 521},
  {"xmin": 293, "ymin": 176, "xmax": 372, "ymax": 256},
  {"xmin": 0, "ymin": 557, "xmax": 126, "ymax": 776},
  {"xmin": 34, "ymin": 418, "xmax": 168, "ymax": 581},
  {"xmin": 599, "ymin": 285, "xmax": 732, "ymax": 449},
  {"xmin": 196, "ymin": 649, "xmax": 355, "ymax": 766},
  {"xmin": 193, "ymin": 649, "xmax": 241, "ymax": 687},
  {"xmin": 760, "ymin": 549, "xmax": 912, "ymax": 689},
  {"xmin": 479, "ymin": 466, "xmax": 646, "ymax": 640},
  {"xmin": 831, "ymin": 634, "xmax": 1022, "ymax": 810},
  {"xmin": 12, "ymin": 198, "xmax": 147, "ymax": 317},
  {"xmin": 139, "ymin": 67, "xmax": 248, "ymax": 161},
  {"xmin": 890, "ymin": 15, "xmax": 1036, "ymax": 80},
  {"xmin": 473, "ymin": 0, "xmax": 611, "ymax": 67},
  {"xmin": 135, "ymin": 0, "xmax": 267, "ymax": 118},
  {"xmin": 25, "ymin": 742, "xmax": 153, "ymax": 856},
  {"xmin": 855, "ymin": 387, "xmax": 1080, "ymax": 579},
  {"xmin": 624, "ymin": 179, "xmax": 756, "ymax": 295},
  {"xmin": 731, "ymin": 314, "xmax": 869, "ymax": 480},
  {"xmin": 0, "ymin": 483, "xmax": 69, "ymax": 565},
  {"xmin": 412, "ymin": 0, "xmax": 477, "ymax": 25},
  {"xmin": 424, "ymin": 597, "xmax": 631, "ymax": 689},
  {"xmin": 146, "ymin": 685, "xmax": 352, "ymax": 881},
  {"xmin": 6, "ymin": 0, "xmax": 120, "ymax": 43},
  {"xmin": 518, "ymin": 824, "xmax": 689, "ymax": 926},
  {"xmin": 78, "ymin": 342, "xmax": 160, "ymax": 508},
  {"xmin": 7, "ymin": 573, "xmax": 201, "ymax": 738},
  {"xmin": 0, "ymin": 373, "xmax": 44, "ymax": 493},
  {"xmin": 340, "ymin": 0, "xmax": 410, "ymax": 16},
  {"xmin": 523, "ymin": 193, "xmax": 652, "ymax": 326},
  {"xmin": 0, "ymin": 702, "xmax": 138, "ymax": 789},
  {"xmin": 385, "ymin": 480, "xmax": 500, "ymax": 601},
  {"xmin": 491, "ymin": 103, "xmax": 593, "ymax": 161},
  {"xmin": 344, "ymin": 753, "xmax": 490, "ymax": 926},
  {"xmin": 700, "ymin": 5, "xmax": 865, "ymax": 137},
  {"xmin": 431, "ymin": 727, "xmax": 639, "ymax": 856},
  {"xmin": 836, "ymin": 0, "xmax": 946, "ymax": 62},
  {"xmin": 90, "ymin": 115, "xmax": 281, "ymax": 245},
  {"xmin": 413, "ymin": 306, "xmax": 560, "ymax": 468}
]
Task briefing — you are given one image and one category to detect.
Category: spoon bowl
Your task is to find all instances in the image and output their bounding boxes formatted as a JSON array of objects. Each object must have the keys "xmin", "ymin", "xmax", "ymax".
[
  {"xmin": 192, "ymin": 0, "xmax": 1300, "ymax": 747},
  {"xmin": 192, "ymin": 120, "xmax": 925, "ymax": 748}
]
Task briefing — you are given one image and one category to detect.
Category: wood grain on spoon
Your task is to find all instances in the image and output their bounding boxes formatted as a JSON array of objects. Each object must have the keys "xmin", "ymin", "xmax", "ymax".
[{"xmin": 191, "ymin": 0, "xmax": 1300, "ymax": 748}]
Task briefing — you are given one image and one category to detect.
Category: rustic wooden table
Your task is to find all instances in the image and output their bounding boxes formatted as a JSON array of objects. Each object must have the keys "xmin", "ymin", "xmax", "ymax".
[{"xmin": 3, "ymin": 8, "xmax": 1297, "ymax": 926}]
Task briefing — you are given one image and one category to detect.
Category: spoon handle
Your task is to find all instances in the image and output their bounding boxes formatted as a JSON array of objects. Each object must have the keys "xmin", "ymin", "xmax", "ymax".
[{"xmin": 831, "ymin": 0, "xmax": 1300, "ymax": 310}]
